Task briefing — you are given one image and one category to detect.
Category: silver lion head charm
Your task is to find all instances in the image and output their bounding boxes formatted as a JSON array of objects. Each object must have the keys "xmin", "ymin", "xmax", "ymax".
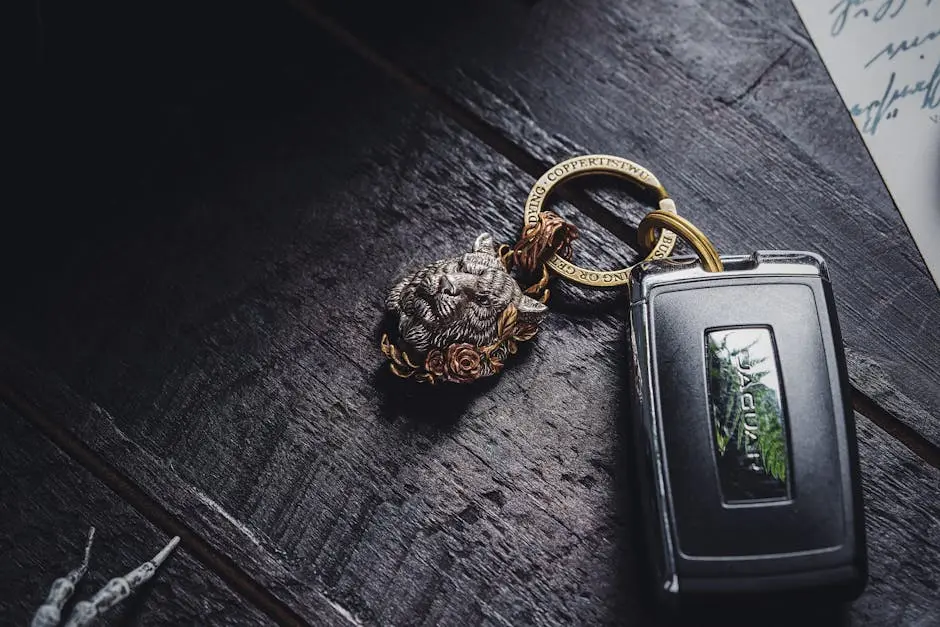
[{"xmin": 382, "ymin": 233, "xmax": 548, "ymax": 383}]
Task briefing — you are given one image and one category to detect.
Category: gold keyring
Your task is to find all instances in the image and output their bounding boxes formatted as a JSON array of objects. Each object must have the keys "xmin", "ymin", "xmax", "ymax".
[
  {"xmin": 638, "ymin": 210, "xmax": 724, "ymax": 273},
  {"xmin": 523, "ymin": 155, "xmax": 678, "ymax": 287}
]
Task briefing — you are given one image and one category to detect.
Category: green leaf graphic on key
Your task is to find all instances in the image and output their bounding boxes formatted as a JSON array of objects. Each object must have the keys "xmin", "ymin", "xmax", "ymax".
[{"xmin": 706, "ymin": 328, "xmax": 791, "ymax": 502}]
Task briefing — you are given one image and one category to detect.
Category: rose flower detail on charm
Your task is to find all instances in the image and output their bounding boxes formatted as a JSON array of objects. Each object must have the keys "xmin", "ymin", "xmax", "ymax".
[{"xmin": 381, "ymin": 233, "xmax": 548, "ymax": 383}]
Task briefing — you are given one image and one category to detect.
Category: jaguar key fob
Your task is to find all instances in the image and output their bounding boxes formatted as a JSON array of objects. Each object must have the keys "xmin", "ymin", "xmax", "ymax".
[{"xmin": 627, "ymin": 251, "xmax": 867, "ymax": 605}]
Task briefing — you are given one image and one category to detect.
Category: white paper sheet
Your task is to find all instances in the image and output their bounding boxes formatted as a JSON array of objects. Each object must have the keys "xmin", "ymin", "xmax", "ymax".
[{"xmin": 792, "ymin": 0, "xmax": 940, "ymax": 289}]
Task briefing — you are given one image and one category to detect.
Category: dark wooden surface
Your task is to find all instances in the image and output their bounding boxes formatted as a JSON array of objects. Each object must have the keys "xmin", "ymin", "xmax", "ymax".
[
  {"xmin": 3, "ymin": 0, "xmax": 939, "ymax": 625},
  {"xmin": 0, "ymin": 403, "xmax": 273, "ymax": 626},
  {"xmin": 307, "ymin": 0, "xmax": 940, "ymax": 444}
]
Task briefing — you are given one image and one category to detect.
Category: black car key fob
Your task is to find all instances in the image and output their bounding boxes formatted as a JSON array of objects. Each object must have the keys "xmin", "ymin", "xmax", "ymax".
[{"xmin": 627, "ymin": 251, "xmax": 867, "ymax": 605}]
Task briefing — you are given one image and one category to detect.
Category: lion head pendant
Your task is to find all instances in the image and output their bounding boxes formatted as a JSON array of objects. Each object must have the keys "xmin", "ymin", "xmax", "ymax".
[{"xmin": 382, "ymin": 233, "xmax": 548, "ymax": 383}]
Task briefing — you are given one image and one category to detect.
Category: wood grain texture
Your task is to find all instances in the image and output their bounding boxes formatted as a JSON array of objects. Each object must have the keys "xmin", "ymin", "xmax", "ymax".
[
  {"xmin": 0, "ymin": 0, "xmax": 937, "ymax": 624},
  {"xmin": 4, "ymin": 294, "xmax": 940, "ymax": 625},
  {"xmin": 2, "ymin": 0, "xmax": 938, "ymax": 624},
  {"xmin": 852, "ymin": 417, "xmax": 940, "ymax": 625},
  {"xmin": 306, "ymin": 0, "xmax": 940, "ymax": 447},
  {"xmin": 0, "ymin": 403, "xmax": 273, "ymax": 626}
]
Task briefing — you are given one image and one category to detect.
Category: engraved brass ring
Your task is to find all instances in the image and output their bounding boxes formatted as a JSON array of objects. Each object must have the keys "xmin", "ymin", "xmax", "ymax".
[
  {"xmin": 638, "ymin": 210, "xmax": 724, "ymax": 273},
  {"xmin": 523, "ymin": 155, "xmax": 678, "ymax": 287}
]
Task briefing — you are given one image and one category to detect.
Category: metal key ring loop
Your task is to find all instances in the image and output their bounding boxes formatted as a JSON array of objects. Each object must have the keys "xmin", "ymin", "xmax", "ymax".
[
  {"xmin": 638, "ymin": 210, "xmax": 724, "ymax": 273},
  {"xmin": 523, "ymin": 155, "xmax": 678, "ymax": 287}
]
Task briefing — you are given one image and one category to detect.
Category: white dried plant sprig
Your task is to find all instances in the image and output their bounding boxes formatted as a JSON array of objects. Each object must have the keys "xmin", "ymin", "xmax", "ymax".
[
  {"xmin": 61, "ymin": 536, "xmax": 180, "ymax": 627},
  {"xmin": 31, "ymin": 527, "xmax": 96, "ymax": 627}
]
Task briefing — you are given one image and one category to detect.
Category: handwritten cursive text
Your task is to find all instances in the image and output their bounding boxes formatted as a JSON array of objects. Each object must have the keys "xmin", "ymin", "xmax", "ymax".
[
  {"xmin": 830, "ymin": 0, "xmax": 934, "ymax": 37},
  {"xmin": 850, "ymin": 57, "xmax": 940, "ymax": 134},
  {"xmin": 865, "ymin": 26, "xmax": 940, "ymax": 67}
]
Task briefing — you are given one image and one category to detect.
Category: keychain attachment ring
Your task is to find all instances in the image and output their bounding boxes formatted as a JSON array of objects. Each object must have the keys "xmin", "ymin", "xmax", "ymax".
[
  {"xmin": 523, "ymin": 155, "xmax": 678, "ymax": 287},
  {"xmin": 638, "ymin": 210, "xmax": 724, "ymax": 273}
]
